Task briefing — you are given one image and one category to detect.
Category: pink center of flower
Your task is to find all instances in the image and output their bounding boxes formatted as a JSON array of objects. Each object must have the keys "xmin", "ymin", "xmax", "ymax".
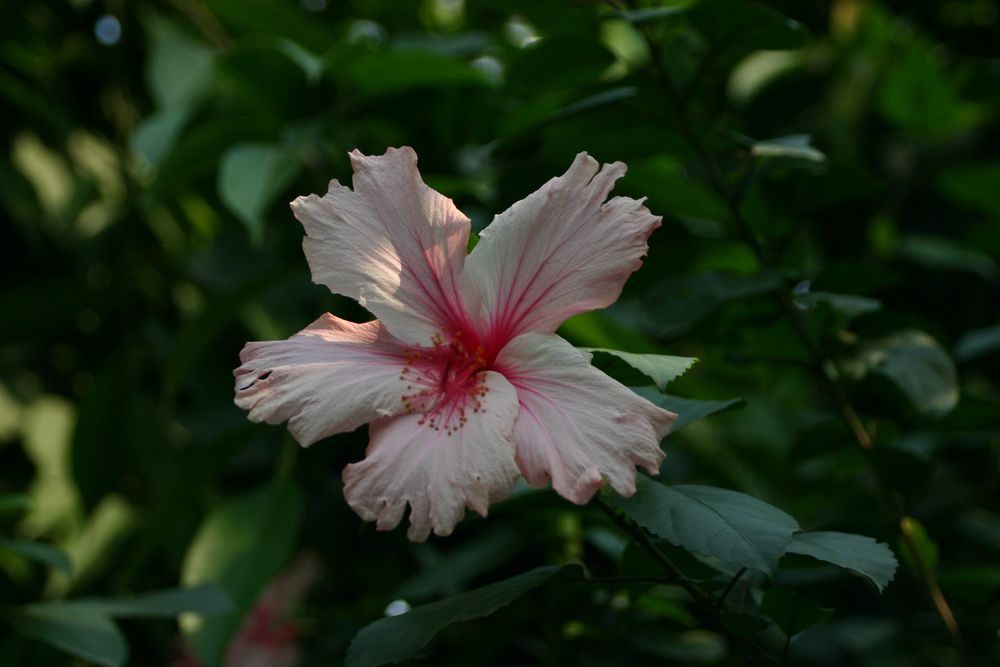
[{"xmin": 399, "ymin": 331, "xmax": 493, "ymax": 435}]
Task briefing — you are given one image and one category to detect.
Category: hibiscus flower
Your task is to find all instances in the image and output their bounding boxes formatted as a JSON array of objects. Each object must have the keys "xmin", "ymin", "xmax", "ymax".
[{"xmin": 234, "ymin": 147, "xmax": 676, "ymax": 541}]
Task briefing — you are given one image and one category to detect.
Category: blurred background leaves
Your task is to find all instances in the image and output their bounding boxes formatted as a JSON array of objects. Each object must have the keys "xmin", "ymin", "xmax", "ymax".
[{"xmin": 1, "ymin": 0, "xmax": 998, "ymax": 665}]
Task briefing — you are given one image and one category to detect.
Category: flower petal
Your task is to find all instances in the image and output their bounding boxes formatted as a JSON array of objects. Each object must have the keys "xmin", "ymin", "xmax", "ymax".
[
  {"xmin": 234, "ymin": 314, "xmax": 407, "ymax": 446},
  {"xmin": 342, "ymin": 371, "xmax": 520, "ymax": 541},
  {"xmin": 496, "ymin": 333, "xmax": 676, "ymax": 504},
  {"xmin": 464, "ymin": 153, "xmax": 661, "ymax": 343},
  {"xmin": 291, "ymin": 147, "xmax": 475, "ymax": 345}
]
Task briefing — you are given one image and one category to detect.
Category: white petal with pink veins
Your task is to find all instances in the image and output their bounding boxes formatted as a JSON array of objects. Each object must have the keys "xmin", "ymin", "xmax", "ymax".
[
  {"xmin": 234, "ymin": 314, "xmax": 407, "ymax": 446},
  {"xmin": 464, "ymin": 153, "xmax": 661, "ymax": 344},
  {"xmin": 291, "ymin": 147, "xmax": 477, "ymax": 346},
  {"xmin": 342, "ymin": 371, "xmax": 521, "ymax": 541},
  {"xmin": 496, "ymin": 333, "xmax": 676, "ymax": 504}
]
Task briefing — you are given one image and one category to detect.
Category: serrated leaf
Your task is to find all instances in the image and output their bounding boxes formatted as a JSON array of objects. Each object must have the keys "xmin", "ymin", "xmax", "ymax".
[
  {"xmin": 63, "ymin": 584, "xmax": 233, "ymax": 618},
  {"xmin": 3, "ymin": 604, "xmax": 127, "ymax": 667},
  {"xmin": 751, "ymin": 135, "xmax": 826, "ymax": 163},
  {"xmin": 346, "ymin": 565, "xmax": 577, "ymax": 667},
  {"xmin": 631, "ymin": 387, "xmax": 743, "ymax": 431},
  {"xmin": 584, "ymin": 349, "xmax": 697, "ymax": 391},
  {"xmin": 0, "ymin": 537, "xmax": 72, "ymax": 574},
  {"xmin": 785, "ymin": 531, "xmax": 897, "ymax": 593},
  {"xmin": 613, "ymin": 478, "xmax": 799, "ymax": 575}
]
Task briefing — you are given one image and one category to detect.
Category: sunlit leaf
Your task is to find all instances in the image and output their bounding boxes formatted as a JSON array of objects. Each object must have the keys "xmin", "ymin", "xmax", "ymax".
[
  {"xmin": 613, "ymin": 478, "xmax": 799, "ymax": 575},
  {"xmin": 584, "ymin": 349, "xmax": 697, "ymax": 391},
  {"xmin": 785, "ymin": 531, "xmax": 897, "ymax": 592},
  {"xmin": 218, "ymin": 142, "xmax": 301, "ymax": 242},
  {"xmin": 751, "ymin": 135, "xmax": 826, "ymax": 163},
  {"xmin": 346, "ymin": 565, "xmax": 578, "ymax": 667}
]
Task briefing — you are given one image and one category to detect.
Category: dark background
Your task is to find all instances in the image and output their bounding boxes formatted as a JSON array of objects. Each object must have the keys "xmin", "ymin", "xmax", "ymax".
[{"xmin": 1, "ymin": 0, "xmax": 998, "ymax": 665}]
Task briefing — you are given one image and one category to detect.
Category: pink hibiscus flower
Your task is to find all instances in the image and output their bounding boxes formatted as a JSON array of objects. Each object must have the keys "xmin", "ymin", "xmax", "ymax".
[{"xmin": 234, "ymin": 147, "xmax": 676, "ymax": 541}]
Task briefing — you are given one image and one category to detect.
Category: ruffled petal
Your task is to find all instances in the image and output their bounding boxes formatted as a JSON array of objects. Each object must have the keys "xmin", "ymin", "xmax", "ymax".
[
  {"xmin": 464, "ymin": 153, "xmax": 661, "ymax": 343},
  {"xmin": 342, "ymin": 371, "xmax": 520, "ymax": 541},
  {"xmin": 496, "ymin": 333, "xmax": 676, "ymax": 504},
  {"xmin": 234, "ymin": 314, "xmax": 407, "ymax": 446},
  {"xmin": 291, "ymin": 146, "xmax": 475, "ymax": 346}
]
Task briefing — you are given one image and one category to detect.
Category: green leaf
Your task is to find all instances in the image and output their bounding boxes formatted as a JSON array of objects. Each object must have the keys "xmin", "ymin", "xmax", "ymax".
[
  {"xmin": 63, "ymin": 584, "xmax": 233, "ymax": 618},
  {"xmin": 613, "ymin": 4, "xmax": 692, "ymax": 24},
  {"xmin": 218, "ymin": 142, "xmax": 301, "ymax": 243},
  {"xmin": 808, "ymin": 292, "xmax": 881, "ymax": 321},
  {"xmin": 846, "ymin": 330, "xmax": 959, "ymax": 418},
  {"xmin": 346, "ymin": 565, "xmax": 578, "ymax": 667},
  {"xmin": 898, "ymin": 234, "xmax": 999, "ymax": 282},
  {"xmin": 937, "ymin": 161, "xmax": 1000, "ymax": 218},
  {"xmin": 130, "ymin": 107, "xmax": 191, "ymax": 167},
  {"xmin": 628, "ymin": 156, "xmax": 730, "ymax": 222},
  {"xmin": 785, "ymin": 531, "xmax": 898, "ymax": 593},
  {"xmin": 631, "ymin": 387, "xmax": 743, "ymax": 431},
  {"xmin": 955, "ymin": 324, "xmax": 1000, "ymax": 362},
  {"xmin": 878, "ymin": 44, "xmax": 962, "ymax": 138},
  {"xmin": 751, "ymin": 135, "xmax": 826, "ymax": 163},
  {"xmin": 690, "ymin": 0, "xmax": 810, "ymax": 51},
  {"xmin": 635, "ymin": 271, "xmax": 782, "ymax": 335},
  {"xmin": 613, "ymin": 478, "xmax": 799, "ymax": 575},
  {"xmin": 145, "ymin": 18, "xmax": 215, "ymax": 110},
  {"xmin": 0, "ymin": 493, "xmax": 31, "ymax": 516},
  {"xmin": 181, "ymin": 477, "xmax": 303, "ymax": 666},
  {"xmin": 0, "ymin": 537, "xmax": 72, "ymax": 574},
  {"xmin": 345, "ymin": 50, "xmax": 491, "ymax": 96},
  {"xmin": 584, "ymin": 349, "xmax": 698, "ymax": 391},
  {"xmin": 759, "ymin": 588, "xmax": 833, "ymax": 638},
  {"xmin": 393, "ymin": 529, "xmax": 523, "ymax": 601},
  {"xmin": 3, "ymin": 604, "xmax": 127, "ymax": 667}
]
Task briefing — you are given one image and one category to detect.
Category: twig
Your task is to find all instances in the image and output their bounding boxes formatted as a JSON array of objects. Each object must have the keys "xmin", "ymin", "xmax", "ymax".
[
  {"xmin": 594, "ymin": 496, "xmax": 782, "ymax": 666},
  {"xmin": 716, "ymin": 567, "xmax": 747, "ymax": 609}
]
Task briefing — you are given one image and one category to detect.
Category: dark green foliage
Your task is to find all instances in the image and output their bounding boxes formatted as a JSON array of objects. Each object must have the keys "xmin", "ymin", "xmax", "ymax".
[{"xmin": 2, "ymin": 0, "xmax": 998, "ymax": 666}]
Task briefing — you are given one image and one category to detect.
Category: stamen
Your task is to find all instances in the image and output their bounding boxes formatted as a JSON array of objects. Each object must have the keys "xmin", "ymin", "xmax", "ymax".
[{"xmin": 398, "ymin": 331, "xmax": 491, "ymax": 434}]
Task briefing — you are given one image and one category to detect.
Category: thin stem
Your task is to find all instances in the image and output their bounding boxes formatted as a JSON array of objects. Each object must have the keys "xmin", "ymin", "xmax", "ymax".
[
  {"xmin": 593, "ymin": 496, "xmax": 782, "ymax": 666},
  {"xmin": 636, "ymin": 27, "xmax": 970, "ymax": 665},
  {"xmin": 716, "ymin": 567, "xmax": 748, "ymax": 609}
]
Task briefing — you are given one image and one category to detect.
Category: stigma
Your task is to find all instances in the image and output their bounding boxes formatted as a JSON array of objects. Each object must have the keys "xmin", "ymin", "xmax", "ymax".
[{"xmin": 398, "ymin": 332, "xmax": 490, "ymax": 435}]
